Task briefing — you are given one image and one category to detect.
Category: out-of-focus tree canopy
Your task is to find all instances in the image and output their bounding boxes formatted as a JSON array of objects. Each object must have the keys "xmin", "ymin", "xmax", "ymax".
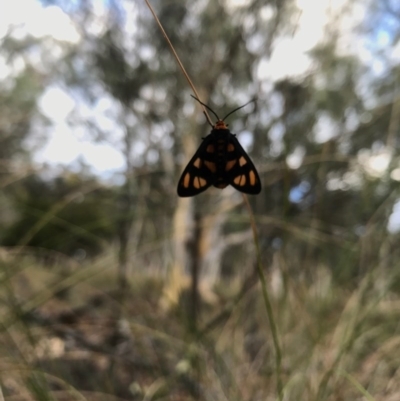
[{"xmin": 0, "ymin": 0, "xmax": 399, "ymax": 276}]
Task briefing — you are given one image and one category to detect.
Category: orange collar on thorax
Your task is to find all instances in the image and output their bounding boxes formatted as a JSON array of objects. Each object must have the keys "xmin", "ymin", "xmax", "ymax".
[{"xmin": 214, "ymin": 120, "xmax": 228, "ymax": 130}]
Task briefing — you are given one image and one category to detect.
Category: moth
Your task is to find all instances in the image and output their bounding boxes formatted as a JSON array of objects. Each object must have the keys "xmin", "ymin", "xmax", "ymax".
[{"xmin": 177, "ymin": 96, "xmax": 261, "ymax": 197}]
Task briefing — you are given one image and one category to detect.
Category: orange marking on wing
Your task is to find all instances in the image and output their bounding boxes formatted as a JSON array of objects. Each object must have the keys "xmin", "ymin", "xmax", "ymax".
[
  {"xmin": 183, "ymin": 173, "xmax": 190, "ymax": 188},
  {"xmin": 204, "ymin": 161, "xmax": 216, "ymax": 172},
  {"xmin": 225, "ymin": 159, "xmax": 237, "ymax": 171},
  {"xmin": 193, "ymin": 158, "xmax": 201, "ymax": 168},
  {"xmin": 206, "ymin": 144, "xmax": 215, "ymax": 153},
  {"xmin": 249, "ymin": 170, "xmax": 256, "ymax": 185},
  {"xmin": 234, "ymin": 175, "xmax": 246, "ymax": 186},
  {"xmin": 193, "ymin": 176, "xmax": 207, "ymax": 189},
  {"xmin": 239, "ymin": 156, "xmax": 247, "ymax": 166},
  {"xmin": 227, "ymin": 143, "xmax": 235, "ymax": 152}
]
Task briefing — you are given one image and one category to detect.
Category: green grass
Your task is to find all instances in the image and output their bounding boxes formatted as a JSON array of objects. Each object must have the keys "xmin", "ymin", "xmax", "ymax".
[{"xmin": 1, "ymin": 246, "xmax": 400, "ymax": 401}]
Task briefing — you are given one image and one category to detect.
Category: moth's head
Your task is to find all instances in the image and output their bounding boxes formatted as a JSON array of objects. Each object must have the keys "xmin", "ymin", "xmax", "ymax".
[{"xmin": 214, "ymin": 120, "xmax": 229, "ymax": 130}]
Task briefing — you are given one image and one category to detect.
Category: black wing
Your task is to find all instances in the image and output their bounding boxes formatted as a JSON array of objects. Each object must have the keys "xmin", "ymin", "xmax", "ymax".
[
  {"xmin": 177, "ymin": 135, "xmax": 218, "ymax": 197},
  {"xmin": 225, "ymin": 135, "xmax": 262, "ymax": 194}
]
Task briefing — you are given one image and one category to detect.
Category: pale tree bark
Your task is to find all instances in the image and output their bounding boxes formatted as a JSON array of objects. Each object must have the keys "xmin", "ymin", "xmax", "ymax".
[
  {"xmin": 116, "ymin": 119, "xmax": 135, "ymax": 305},
  {"xmin": 199, "ymin": 191, "xmax": 244, "ymax": 284},
  {"xmin": 160, "ymin": 115, "xmax": 198, "ymax": 310}
]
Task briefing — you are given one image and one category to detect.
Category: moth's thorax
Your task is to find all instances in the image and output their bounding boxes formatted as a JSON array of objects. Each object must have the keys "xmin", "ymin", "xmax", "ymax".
[{"xmin": 214, "ymin": 120, "xmax": 228, "ymax": 130}]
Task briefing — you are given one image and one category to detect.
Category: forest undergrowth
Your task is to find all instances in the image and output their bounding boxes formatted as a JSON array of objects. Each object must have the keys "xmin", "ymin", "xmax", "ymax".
[{"xmin": 1, "ymin": 246, "xmax": 400, "ymax": 401}]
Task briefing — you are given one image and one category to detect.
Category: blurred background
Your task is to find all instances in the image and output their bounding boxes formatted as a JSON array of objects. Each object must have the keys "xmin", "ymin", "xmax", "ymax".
[{"xmin": 1, "ymin": 0, "xmax": 400, "ymax": 400}]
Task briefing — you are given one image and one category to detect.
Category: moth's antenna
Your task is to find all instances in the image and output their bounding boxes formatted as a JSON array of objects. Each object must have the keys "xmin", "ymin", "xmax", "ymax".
[
  {"xmin": 144, "ymin": 0, "xmax": 213, "ymax": 126},
  {"xmin": 191, "ymin": 95, "xmax": 220, "ymax": 121},
  {"xmin": 222, "ymin": 98, "xmax": 256, "ymax": 121}
]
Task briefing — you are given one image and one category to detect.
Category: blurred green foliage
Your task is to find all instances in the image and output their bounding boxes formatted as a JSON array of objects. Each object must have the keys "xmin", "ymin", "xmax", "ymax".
[{"xmin": 1, "ymin": 173, "xmax": 116, "ymax": 256}]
